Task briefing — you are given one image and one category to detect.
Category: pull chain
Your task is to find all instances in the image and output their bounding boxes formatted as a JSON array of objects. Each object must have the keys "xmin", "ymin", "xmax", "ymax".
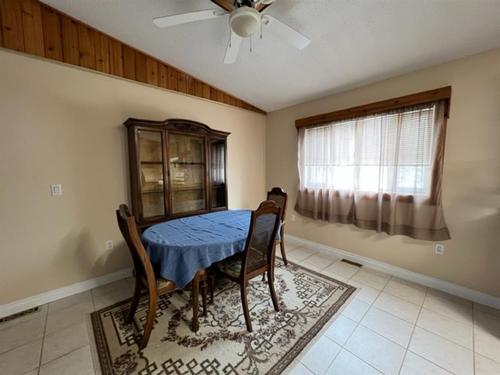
[{"xmin": 250, "ymin": 35, "xmax": 253, "ymax": 53}]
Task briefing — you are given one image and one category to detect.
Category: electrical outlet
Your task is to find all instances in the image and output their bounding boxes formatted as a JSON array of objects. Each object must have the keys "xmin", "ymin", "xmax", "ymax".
[
  {"xmin": 50, "ymin": 184, "xmax": 63, "ymax": 196},
  {"xmin": 105, "ymin": 240, "xmax": 114, "ymax": 250},
  {"xmin": 434, "ymin": 243, "xmax": 445, "ymax": 255}
]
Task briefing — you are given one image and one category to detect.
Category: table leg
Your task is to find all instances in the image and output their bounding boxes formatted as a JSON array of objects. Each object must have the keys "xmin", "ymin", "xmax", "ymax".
[
  {"xmin": 191, "ymin": 272, "xmax": 200, "ymax": 332},
  {"xmin": 209, "ymin": 272, "xmax": 215, "ymax": 305},
  {"xmin": 201, "ymin": 279, "xmax": 207, "ymax": 316}
]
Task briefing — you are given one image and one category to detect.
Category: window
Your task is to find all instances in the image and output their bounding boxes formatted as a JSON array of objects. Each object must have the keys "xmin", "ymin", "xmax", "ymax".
[
  {"xmin": 301, "ymin": 104, "xmax": 436, "ymax": 196},
  {"xmin": 294, "ymin": 87, "xmax": 451, "ymax": 241}
]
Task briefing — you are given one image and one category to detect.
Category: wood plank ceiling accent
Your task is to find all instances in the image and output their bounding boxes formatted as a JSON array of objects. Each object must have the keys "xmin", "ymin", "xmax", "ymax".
[{"xmin": 0, "ymin": 0, "xmax": 265, "ymax": 114}]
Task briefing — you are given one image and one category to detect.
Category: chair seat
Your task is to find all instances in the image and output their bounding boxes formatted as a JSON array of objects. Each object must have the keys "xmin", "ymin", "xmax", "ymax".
[
  {"xmin": 157, "ymin": 277, "xmax": 176, "ymax": 292},
  {"xmin": 217, "ymin": 254, "xmax": 243, "ymax": 277},
  {"xmin": 140, "ymin": 274, "xmax": 176, "ymax": 293},
  {"xmin": 143, "ymin": 267, "xmax": 206, "ymax": 293},
  {"xmin": 152, "ymin": 262, "xmax": 177, "ymax": 291}
]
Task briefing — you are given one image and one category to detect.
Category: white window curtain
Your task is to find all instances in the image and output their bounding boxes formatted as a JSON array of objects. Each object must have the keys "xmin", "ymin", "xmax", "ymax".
[{"xmin": 296, "ymin": 100, "xmax": 450, "ymax": 240}]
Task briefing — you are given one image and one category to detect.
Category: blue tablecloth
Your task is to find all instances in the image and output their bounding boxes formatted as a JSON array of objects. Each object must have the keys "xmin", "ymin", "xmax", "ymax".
[{"xmin": 142, "ymin": 210, "xmax": 252, "ymax": 288}]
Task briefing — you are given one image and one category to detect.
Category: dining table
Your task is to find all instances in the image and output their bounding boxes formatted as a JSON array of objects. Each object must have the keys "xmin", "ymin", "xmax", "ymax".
[{"xmin": 141, "ymin": 209, "xmax": 254, "ymax": 330}]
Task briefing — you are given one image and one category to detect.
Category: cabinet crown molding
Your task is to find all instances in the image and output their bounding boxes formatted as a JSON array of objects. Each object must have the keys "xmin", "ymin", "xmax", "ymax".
[{"xmin": 123, "ymin": 118, "xmax": 230, "ymax": 137}]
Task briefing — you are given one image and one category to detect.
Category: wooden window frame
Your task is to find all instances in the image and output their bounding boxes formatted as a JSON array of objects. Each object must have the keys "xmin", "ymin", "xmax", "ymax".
[{"xmin": 295, "ymin": 86, "xmax": 451, "ymax": 129}]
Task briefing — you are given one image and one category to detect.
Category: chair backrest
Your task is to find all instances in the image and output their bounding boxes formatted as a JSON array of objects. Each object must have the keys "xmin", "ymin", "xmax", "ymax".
[
  {"xmin": 241, "ymin": 200, "xmax": 282, "ymax": 277},
  {"xmin": 267, "ymin": 187, "xmax": 287, "ymax": 222},
  {"xmin": 116, "ymin": 204, "xmax": 157, "ymax": 291}
]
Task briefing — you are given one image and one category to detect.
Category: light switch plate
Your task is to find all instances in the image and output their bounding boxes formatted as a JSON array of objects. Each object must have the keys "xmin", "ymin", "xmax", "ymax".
[{"xmin": 50, "ymin": 184, "xmax": 63, "ymax": 196}]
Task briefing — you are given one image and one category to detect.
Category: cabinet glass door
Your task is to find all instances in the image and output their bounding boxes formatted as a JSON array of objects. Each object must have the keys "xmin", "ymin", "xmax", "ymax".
[
  {"xmin": 168, "ymin": 134, "xmax": 206, "ymax": 214},
  {"xmin": 138, "ymin": 130, "xmax": 165, "ymax": 219},
  {"xmin": 210, "ymin": 140, "xmax": 227, "ymax": 208}
]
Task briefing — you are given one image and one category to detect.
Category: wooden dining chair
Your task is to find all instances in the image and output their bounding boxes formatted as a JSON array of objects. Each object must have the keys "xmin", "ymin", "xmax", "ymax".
[
  {"xmin": 116, "ymin": 204, "xmax": 208, "ymax": 349},
  {"xmin": 216, "ymin": 200, "xmax": 282, "ymax": 332},
  {"xmin": 267, "ymin": 187, "xmax": 288, "ymax": 265}
]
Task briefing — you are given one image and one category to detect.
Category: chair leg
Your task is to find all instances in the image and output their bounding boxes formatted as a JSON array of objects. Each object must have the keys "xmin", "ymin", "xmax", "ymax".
[
  {"xmin": 271, "ymin": 245, "xmax": 277, "ymax": 283},
  {"xmin": 240, "ymin": 282, "xmax": 253, "ymax": 332},
  {"xmin": 280, "ymin": 228, "xmax": 288, "ymax": 266},
  {"xmin": 201, "ymin": 279, "xmax": 208, "ymax": 317},
  {"xmin": 209, "ymin": 273, "xmax": 215, "ymax": 304},
  {"xmin": 191, "ymin": 273, "xmax": 200, "ymax": 332},
  {"xmin": 139, "ymin": 291, "xmax": 157, "ymax": 350},
  {"xmin": 127, "ymin": 278, "xmax": 142, "ymax": 323},
  {"xmin": 267, "ymin": 271, "xmax": 280, "ymax": 312}
]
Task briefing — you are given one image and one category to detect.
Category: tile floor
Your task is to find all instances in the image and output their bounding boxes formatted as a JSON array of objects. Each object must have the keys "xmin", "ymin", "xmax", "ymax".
[{"xmin": 1, "ymin": 238, "xmax": 500, "ymax": 375}]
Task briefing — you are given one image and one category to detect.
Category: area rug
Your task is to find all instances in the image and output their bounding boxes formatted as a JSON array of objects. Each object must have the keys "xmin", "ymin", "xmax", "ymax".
[{"xmin": 91, "ymin": 261, "xmax": 356, "ymax": 375}]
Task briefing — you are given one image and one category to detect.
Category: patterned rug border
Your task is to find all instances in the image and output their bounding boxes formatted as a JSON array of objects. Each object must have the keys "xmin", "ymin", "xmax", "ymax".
[
  {"xmin": 267, "ymin": 262, "xmax": 356, "ymax": 374},
  {"xmin": 90, "ymin": 262, "xmax": 357, "ymax": 375}
]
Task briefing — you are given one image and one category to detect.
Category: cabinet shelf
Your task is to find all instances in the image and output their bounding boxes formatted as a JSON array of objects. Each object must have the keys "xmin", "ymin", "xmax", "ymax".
[
  {"xmin": 140, "ymin": 160, "xmax": 163, "ymax": 164},
  {"xmin": 170, "ymin": 161, "xmax": 204, "ymax": 165},
  {"xmin": 142, "ymin": 189, "xmax": 164, "ymax": 194},
  {"xmin": 172, "ymin": 185, "xmax": 204, "ymax": 192}
]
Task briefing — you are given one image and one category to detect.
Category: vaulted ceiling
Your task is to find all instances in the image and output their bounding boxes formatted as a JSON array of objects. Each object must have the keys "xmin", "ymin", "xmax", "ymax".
[{"xmin": 43, "ymin": 0, "xmax": 500, "ymax": 112}]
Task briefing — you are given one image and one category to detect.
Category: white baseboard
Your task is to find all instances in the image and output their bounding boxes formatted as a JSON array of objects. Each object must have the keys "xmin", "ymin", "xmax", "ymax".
[
  {"xmin": 3, "ymin": 237, "xmax": 498, "ymax": 318},
  {"xmin": 0, "ymin": 268, "xmax": 133, "ymax": 319},
  {"xmin": 287, "ymin": 235, "xmax": 500, "ymax": 309}
]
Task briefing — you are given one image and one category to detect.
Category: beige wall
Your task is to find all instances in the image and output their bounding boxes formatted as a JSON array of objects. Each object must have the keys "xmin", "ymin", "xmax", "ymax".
[
  {"xmin": 2, "ymin": 46, "xmax": 499, "ymax": 304},
  {"xmin": 267, "ymin": 48, "xmax": 500, "ymax": 297},
  {"xmin": 0, "ymin": 50, "xmax": 266, "ymax": 304}
]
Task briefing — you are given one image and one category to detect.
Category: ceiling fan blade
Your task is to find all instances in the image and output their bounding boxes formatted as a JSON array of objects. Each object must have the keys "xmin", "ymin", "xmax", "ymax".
[
  {"xmin": 263, "ymin": 15, "xmax": 310, "ymax": 50},
  {"xmin": 224, "ymin": 32, "xmax": 243, "ymax": 64},
  {"xmin": 153, "ymin": 9, "xmax": 225, "ymax": 28},
  {"xmin": 210, "ymin": 0, "xmax": 235, "ymax": 13}
]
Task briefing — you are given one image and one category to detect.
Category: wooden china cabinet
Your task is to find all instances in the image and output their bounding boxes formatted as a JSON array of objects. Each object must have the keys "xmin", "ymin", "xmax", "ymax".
[{"xmin": 124, "ymin": 118, "xmax": 229, "ymax": 228}]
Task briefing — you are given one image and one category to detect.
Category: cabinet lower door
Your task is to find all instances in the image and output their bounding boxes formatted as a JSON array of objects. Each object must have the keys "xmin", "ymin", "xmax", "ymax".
[{"xmin": 168, "ymin": 133, "xmax": 207, "ymax": 214}]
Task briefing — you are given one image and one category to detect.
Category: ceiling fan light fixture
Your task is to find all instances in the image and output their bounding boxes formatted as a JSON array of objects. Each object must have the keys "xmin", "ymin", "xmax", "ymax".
[{"xmin": 229, "ymin": 6, "xmax": 261, "ymax": 38}]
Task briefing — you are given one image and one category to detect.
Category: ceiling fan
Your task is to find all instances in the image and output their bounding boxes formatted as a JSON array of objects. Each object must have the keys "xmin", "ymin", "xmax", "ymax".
[{"xmin": 153, "ymin": 0, "xmax": 311, "ymax": 64}]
